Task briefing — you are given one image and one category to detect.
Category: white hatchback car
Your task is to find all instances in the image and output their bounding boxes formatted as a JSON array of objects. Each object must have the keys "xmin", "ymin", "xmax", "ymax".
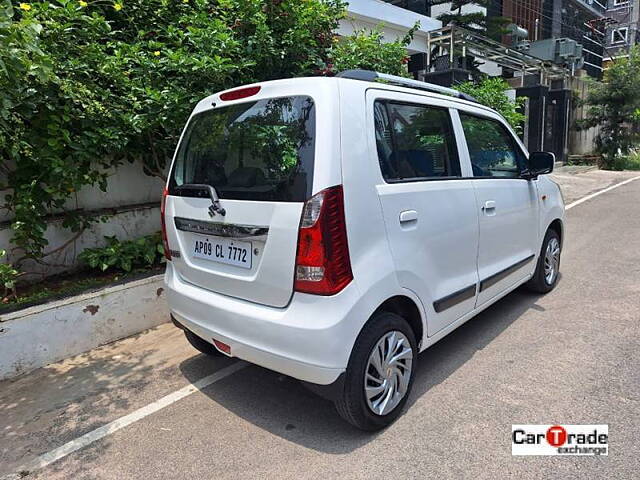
[{"xmin": 163, "ymin": 70, "xmax": 565, "ymax": 430}]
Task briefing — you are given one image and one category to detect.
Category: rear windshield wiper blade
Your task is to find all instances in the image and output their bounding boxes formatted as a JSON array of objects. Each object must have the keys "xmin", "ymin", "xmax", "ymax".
[{"xmin": 173, "ymin": 184, "xmax": 226, "ymax": 217}]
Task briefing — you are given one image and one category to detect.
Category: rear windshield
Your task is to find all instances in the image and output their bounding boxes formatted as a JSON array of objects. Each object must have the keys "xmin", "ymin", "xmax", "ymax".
[{"xmin": 169, "ymin": 96, "xmax": 315, "ymax": 202}]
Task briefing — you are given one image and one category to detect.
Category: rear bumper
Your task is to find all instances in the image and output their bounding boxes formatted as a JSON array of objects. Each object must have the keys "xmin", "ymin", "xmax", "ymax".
[{"xmin": 165, "ymin": 263, "xmax": 362, "ymax": 385}]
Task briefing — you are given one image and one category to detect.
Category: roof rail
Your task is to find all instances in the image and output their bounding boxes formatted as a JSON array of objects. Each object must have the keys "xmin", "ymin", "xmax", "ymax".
[{"xmin": 335, "ymin": 69, "xmax": 478, "ymax": 103}]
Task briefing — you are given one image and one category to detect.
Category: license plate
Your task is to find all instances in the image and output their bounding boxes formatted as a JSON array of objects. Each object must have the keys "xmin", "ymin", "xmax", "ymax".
[{"xmin": 192, "ymin": 236, "xmax": 252, "ymax": 269}]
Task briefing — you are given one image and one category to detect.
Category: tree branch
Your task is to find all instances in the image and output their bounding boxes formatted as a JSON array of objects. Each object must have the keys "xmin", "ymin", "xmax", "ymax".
[
  {"xmin": 14, "ymin": 228, "xmax": 86, "ymax": 267},
  {"xmin": 146, "ymin": 132, "xmax": 168, "ymax": 182}
]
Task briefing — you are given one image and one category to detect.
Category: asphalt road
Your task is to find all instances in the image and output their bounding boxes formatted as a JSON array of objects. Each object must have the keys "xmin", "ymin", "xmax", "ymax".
[{"xmin": 1, "ymin": 178, "xmax": 639, "ymax": 480}]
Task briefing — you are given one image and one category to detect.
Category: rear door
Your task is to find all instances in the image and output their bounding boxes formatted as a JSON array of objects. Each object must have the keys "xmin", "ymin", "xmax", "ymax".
[
  {"xmin": 164, "ymin": 93, "xmax": 320, "ymax": 308},
  {"xmin": 458, "ymin": 112, "xmax": 539, "ymax": 307},
  {"xmin": 368, "ymin": 91, "xmax": 480, "ymax": 336}
]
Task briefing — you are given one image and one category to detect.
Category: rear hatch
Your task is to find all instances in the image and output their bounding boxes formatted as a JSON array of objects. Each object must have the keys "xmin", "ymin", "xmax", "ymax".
[{"xmin": 165, "ymin": 93, "xmax": 316, "ymax": 308}]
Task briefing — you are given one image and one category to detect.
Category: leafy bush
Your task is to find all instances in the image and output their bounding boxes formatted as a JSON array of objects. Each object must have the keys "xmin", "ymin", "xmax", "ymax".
[
  {"xmin": 0, "ymin": 249, "xmax": 21, "ymax": 296},
  {"xmin": 1, "ymin": 0, "xmax": 345, "ymax": 261},
  {"xmin": 457, "ymin": 77, "xmax": 526, "ymax": 133},
  {"xmin": 578, "ymin": 46, "xmax": 640, "ymax": 169},
  {"xmin": 79, "ymin": 233, "xmax": 164, "ymax": 272},
  {"xmin": 329, "ymin": 25, "xmax": 417, "ymax": 77},
  {"xmin": 610, "ymin": 151, "xmax": 640, "ymax": 171}
]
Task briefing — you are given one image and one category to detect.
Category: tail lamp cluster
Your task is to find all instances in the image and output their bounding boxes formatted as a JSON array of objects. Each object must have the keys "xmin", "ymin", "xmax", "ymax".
[{"xmin": 294, "ymin": 185, "xmax": 353, "ymax": 296}]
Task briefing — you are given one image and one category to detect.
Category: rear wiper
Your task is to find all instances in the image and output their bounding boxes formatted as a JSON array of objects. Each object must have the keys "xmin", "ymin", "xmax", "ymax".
[{"xmin": 173, "ymin": 184, "xmax": 226, "ymax": 217}]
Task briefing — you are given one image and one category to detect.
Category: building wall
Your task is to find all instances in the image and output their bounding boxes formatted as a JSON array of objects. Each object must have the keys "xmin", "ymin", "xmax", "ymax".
[
  {"xmin": 569, "ymin": 76, "xmax": 601, "ymax": 155},
  {"xmin": 604, "ymin": 0, "xmax": 639, "ymax": 62},
  {"xmin": 0, "ymin": 161, "xmax": 164, "ymax": 280},
  {"xmin": 558, "ymin": 0, "xmax": 606, "ymax": 77},
  {"xmin": 340, "ymin": 0, "xmax": 441, "ymax": 54}
]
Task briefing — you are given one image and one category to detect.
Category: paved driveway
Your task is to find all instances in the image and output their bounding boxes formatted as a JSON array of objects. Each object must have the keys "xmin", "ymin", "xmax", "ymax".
[{"xmin": 1, "ymin": 175, "xmax": 639, "ymax": 480}]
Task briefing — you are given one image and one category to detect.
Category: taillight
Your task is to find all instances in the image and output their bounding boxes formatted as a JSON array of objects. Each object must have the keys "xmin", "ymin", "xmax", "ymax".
[
  {"xmin": 161, "ymin": 187, "xmax": 171, "ymax": 261},
  {"xmin": 294, "ymin": 185, "xmax": 352, "ymax": 295}
]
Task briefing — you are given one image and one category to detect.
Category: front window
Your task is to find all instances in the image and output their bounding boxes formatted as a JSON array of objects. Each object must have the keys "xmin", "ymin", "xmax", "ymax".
[
  {"xmin": 460, "ymin": 114, "xmax": 526, "ymax": 178},
  {"xmin": 170, "ymin": 96, "xmax": 315, "ymax": 202}
]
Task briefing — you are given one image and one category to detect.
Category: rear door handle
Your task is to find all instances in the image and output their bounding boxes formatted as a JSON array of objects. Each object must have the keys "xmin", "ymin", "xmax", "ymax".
[
  {"xmin": 483, "ymin": 200, "xmax": 496, "ymax": 211},
  {"xmin": 399, "ymin": 210, "xmax": 418, "ymax": 223}
]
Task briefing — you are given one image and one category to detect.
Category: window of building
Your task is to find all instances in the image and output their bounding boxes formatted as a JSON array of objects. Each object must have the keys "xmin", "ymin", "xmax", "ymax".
[
  {"xmin": 612, "ymin": 0, "xmax": 630, "ymax": 7},
  {"xmin": 374, "ymin": 101, "xmax": 462, "ymax": 182},
  {"xmin": 459, "ymin": 114, "xmax": 525, "ymax": 179},
  {"xmin": 612, "ymin": 27, "xmax": 629, "ymax": 44}
]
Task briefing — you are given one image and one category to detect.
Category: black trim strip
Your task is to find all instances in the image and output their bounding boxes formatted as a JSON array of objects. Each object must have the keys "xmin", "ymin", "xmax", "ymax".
[
  {"xmin": 174, "ymin": 217, "xmax": 268, "ymax": 238},
  {"xmin": 383, "ymin": 175, "xmax": 529, "ymax": 184},
  {"xmin": 433, "ymin": 284, "xmax": 477, "ymax": 313},
  {"xmin": 479, "ymin": 254, "xmax": 535, "ymax": 292},
  {"xmin": 386, "ymin": 176, "xmax": 463, "ymax": 184}
]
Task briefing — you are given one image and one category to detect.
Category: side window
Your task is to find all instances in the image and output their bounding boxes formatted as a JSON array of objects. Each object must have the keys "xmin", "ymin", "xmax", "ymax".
[
  {"xmin": 460, "ymin": 113, "xmax": 525, "ymax": 178},
  {"xmin": 374, "ymin": 100, "xmax": 462, "ymax": 182}
]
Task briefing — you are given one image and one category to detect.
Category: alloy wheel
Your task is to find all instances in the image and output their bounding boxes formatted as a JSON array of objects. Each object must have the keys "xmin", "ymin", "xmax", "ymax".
[
  {"xmin": 544, "ymin": 237, "xmax": 560, "ymax": 285},
  {"xmin": 364, "ymin": 331, "xmax": 413, "ymax": 416}
]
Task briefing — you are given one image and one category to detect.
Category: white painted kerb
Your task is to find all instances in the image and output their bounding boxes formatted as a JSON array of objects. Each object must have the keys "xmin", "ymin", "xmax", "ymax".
[{"xmin": 0, "ymin": 274, "xmax": 168, "ymax": 381}]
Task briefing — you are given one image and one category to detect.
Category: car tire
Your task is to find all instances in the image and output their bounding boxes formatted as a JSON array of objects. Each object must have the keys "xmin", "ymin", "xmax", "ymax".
[
  {"xmin": 334, "ymin": 312, "xmax": 417, "ymax": 431},
  {"xmin": 526, "ymin": 228, "xmax": 561, "ymax": 294},
  {"xmin": 184, "ymin": 329, "xmax": 223, "ymax": 356}
]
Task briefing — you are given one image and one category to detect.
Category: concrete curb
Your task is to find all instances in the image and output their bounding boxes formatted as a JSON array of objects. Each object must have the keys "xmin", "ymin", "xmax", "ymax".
[
  {"xmin": 554, "ymin": 165, "xmax": 597, "ymax": 174},
  {"xmin": 0, "ymin": 274, "xmax": 168, "ymax": 381}
]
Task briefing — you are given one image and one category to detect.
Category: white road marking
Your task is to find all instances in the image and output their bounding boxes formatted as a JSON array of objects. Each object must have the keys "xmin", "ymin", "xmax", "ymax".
[
  {"xmin": 1, "ymin": 362, "xmax": 246, "ymax": 479},
  {"xmin": 565, "ymin": 175, "xmax": 640, "ymax": 210}
]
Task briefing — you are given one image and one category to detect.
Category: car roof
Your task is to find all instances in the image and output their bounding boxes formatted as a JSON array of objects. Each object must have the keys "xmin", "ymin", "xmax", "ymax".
[
  {"xmin": 211, "ymin": 75, "xmax": 498, "ymax": 115},
  {"xmin": 195, "ymin": 75, "xmax": 507, "ymax": 131}
]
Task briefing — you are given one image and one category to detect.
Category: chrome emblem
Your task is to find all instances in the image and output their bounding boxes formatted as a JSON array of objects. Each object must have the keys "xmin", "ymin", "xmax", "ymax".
[{"xmin": 174, "ymin": 217, "xmax": 269, "ymax": 239}]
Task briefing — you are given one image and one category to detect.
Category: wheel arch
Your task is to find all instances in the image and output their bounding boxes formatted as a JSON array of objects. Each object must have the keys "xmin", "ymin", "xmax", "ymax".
[
  {"xmin": 306, "ymin": 293, "xmax": 426, "ymax": 402},
  {"xmin": 370, "ymin": 295, "xmax": 425, "ymax": 349},
  {"xmin": 547, "ymin": 218, "xmax": 564, "ymax": 248}
]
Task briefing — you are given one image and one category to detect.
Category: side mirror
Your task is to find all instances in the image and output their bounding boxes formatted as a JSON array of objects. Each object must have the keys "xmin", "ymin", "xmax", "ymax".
[{"xmin": 523, "ymin": 152, "xmax": 555, "ymax": 180}]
